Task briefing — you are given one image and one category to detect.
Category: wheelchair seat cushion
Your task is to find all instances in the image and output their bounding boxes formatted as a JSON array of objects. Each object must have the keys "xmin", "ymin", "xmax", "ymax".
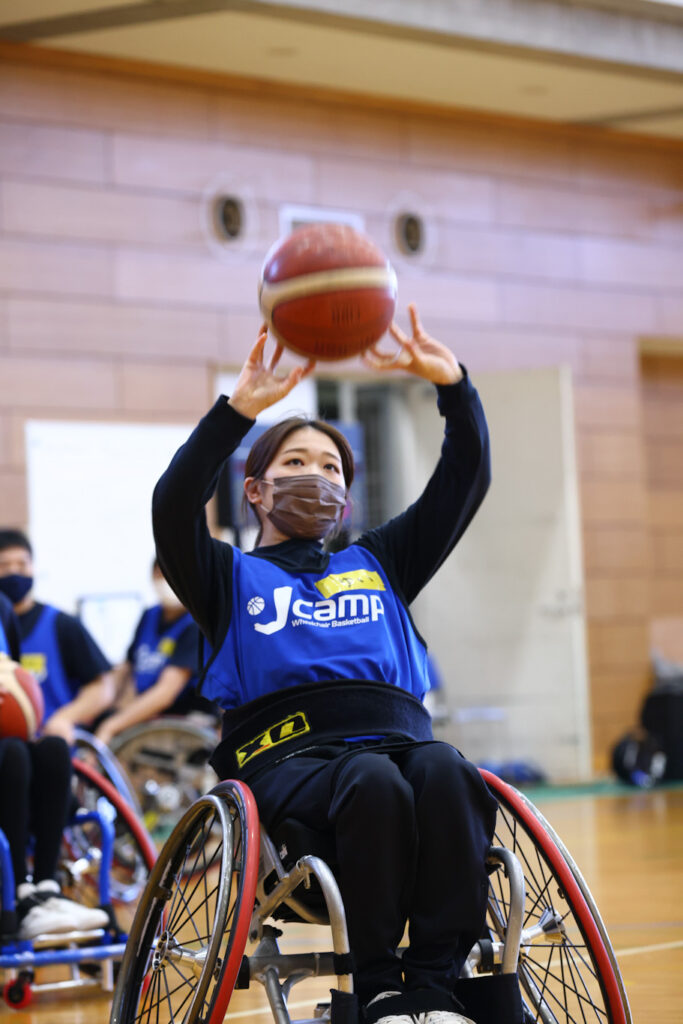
[
  {"xmin": 266, "ymin": 818, "xmax": 338, "ymax": 923},
  {"xmin": 271, "ymin": 817, "xmax": 337, "ymax": 870}
]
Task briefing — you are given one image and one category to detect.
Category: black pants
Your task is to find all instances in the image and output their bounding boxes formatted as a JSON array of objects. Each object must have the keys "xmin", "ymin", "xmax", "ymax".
[
  {"xmin": 0, "ymin": 736, "xmax": 73, "ymax": 889},
  {"xmin": 249, "ymin": 740, "xmax": 498, "ymax": 1006}
]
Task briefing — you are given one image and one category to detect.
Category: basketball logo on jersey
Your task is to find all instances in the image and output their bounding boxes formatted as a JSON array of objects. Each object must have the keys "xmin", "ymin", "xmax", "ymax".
[{"xmin": 235, "ymin": 711, "xmax": 310, "ymax": 768}]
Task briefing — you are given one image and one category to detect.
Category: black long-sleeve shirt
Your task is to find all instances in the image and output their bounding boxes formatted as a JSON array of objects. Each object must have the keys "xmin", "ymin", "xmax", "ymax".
[
  {"xmin": 0, "ymin": 592, "xmax": 21, "ymax": 661},
  {"xmin": 152, "ymin": 374, "xmax": 490, "ymax": 662}
]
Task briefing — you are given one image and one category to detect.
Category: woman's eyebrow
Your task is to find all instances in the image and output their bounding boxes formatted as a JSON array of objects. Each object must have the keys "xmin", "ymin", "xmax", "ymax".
[{"xmin": 281, "ymin": 446, "xmax": 341, "ymax": 461}]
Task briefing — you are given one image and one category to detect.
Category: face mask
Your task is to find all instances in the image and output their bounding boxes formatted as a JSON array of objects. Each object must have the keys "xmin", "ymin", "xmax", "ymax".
[
  {"xmin": 153, "ymin": 578, "xmax": 185, "ymax": 611},
  {"xmin": 264, "ymin": 475, "xmax": 346, "ymax": 540},
  {"xmin": 0, "ymin": 574, "xmax": 33, "ymax": 605}
]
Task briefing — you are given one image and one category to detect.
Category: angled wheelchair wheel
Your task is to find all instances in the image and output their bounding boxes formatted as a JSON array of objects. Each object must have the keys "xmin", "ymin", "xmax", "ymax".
[
  {"xmin": 61, "ymin": 759, "xmax": 157, "ymax": 931},
  {"xmin": 72, "ymin": 727, "xmax": 143, "ymax": 816},
  {"xmin": 110, "ymin": 779, "xmax": 259, "ymax": 1024},
  {"xmin": 109, "ymin": 718, "xmax": 219, "ymax": 835},
  {"xmin": 480, "ymin": 770, "xmax": 631, "ymax": 1024}
]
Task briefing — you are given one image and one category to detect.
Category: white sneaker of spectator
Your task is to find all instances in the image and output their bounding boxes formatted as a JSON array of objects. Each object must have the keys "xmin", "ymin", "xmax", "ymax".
[{"xmin": 17, "ymin": 880, "xmax": 109, "ymax": 939}]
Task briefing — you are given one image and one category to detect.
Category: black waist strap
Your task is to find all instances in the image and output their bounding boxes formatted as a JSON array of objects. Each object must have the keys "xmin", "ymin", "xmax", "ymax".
[{"xmin": 210, "ymin": 679, "xmax": 433, "ymax": 781}]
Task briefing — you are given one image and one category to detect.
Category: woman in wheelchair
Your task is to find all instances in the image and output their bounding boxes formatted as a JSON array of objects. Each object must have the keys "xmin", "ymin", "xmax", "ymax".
[
  {"xmin": 0, "ymin": 595, "xmax": 110, "ymax": 941},
  {"xmin": 152, "ymin": 305, "xmax": 498, "ymax": 1024}
]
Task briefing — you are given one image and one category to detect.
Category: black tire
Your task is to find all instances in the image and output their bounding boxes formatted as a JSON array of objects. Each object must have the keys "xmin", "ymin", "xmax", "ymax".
[{"xmin": 481, "ymin": 770, "xmax": 631, "ymax": 1024}]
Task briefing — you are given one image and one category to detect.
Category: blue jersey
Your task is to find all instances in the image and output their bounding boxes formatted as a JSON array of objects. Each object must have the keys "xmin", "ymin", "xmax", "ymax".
[
  {"xmin": 0, "ymin": 619, "xmax": 8, "ymax": 656},
  {"xmin": 20, "ymin": 605, "xmax": 78, "ymax": 722},
  {"xmin": 154, "ymin": 376, "xmax": 491, "ymax": 725},
  {"xmin": 130, "ymin": 606, "xmax": 198, "ymax": 695},
  {"xmin": 202, "ymin": 543, "xmax": 429, "ymax": 710}
]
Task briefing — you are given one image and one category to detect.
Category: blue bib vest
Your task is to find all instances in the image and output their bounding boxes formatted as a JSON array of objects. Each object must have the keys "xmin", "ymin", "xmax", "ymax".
[
  {"xmin": 20, "ymin": 605, "xmax": 77, "ymax": 722},
  {"xmin": 0, "ymin": 619, "xmax": 9, "ymax": 656},
  {"xmin": 132, "ymin": 606, "xmax": 196, "ymax": 694},
  {"xmin": 202, "ymin": 544, "xmax": 430, "ymax": 710}
]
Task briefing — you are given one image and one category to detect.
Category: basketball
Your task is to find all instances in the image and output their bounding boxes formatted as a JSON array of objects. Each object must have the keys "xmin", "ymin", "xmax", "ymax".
[
  {"xmin": 258, "ymin": 223, "xmax": 398, "ymax": 361},
  {"xmin": 0, "ymin": 655, "xmax": 44, "ymax": 741}
]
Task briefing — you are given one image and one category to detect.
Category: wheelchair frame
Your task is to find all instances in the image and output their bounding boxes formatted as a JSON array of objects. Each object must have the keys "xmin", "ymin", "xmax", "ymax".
[
  {"xmin": 0, "ymin": 758, "xmax": 156, "ymax": 1009},
  {"xmin": 110, "ymin": 772, "xmax": 632, "ymax": 1024}
]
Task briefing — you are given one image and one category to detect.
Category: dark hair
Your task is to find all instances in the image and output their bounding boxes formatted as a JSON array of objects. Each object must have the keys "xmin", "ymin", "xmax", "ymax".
[
  {"xmin": 0, "ymin": 529, "xmax": 32, "ymax": 556},
  {"xmin": 243, "ymin": 416, "xmax": 355, "ymax": 542}
]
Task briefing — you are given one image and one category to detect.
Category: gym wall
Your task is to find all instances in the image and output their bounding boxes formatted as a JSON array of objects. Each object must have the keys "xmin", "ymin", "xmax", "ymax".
[{"xmin": 0, "ymin": 44, "xmax": 681, "ymax": 771}]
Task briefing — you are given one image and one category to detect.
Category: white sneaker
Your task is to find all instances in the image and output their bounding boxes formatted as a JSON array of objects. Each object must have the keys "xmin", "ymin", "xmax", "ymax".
[
  {"xmin": 421, "ymin": 1012, "xmax": 476, "ymax": 1024},
  {"xmin": 17, "ymin": 882, "xmax": 77, "ymax": 940},
  {"xmin": 366, "ymin": 991, "xmax": 413, "ymax": 1024},
  {"xmin": 33, "ymin": 880, "xmax": 109, "ymax": 932}
]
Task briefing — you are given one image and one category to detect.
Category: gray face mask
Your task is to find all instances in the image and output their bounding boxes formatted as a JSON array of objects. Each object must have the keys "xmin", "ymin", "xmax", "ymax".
[{"xmin": 264, "ymin": 475, "xmax": 347, "ymax": 540}]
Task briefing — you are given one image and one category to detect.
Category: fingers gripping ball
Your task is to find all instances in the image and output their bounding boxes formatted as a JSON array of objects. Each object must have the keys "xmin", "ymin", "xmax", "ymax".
[
  {"xmin": 0, "ymin": 655, "xmax": 44, "ymax": 741},
  {"xmin": 259, "ymin": 223, "xmax": 398, "ymax": 361}
]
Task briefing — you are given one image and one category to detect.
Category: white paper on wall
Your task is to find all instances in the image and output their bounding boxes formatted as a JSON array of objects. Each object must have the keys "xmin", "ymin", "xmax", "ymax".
[{"xmin": 26, "ymin": 420, "xmax": 193, "ymax": 663}]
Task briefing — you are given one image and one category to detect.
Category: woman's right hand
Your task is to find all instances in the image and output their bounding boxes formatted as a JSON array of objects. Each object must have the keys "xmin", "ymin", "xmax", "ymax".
[
  {"xmin": 228, "ymin": 324, "xmax": 315, "ymax": 420},
  {"xmin": 41, "ymin": 712, "xmax": 75, "ymax": 746}
]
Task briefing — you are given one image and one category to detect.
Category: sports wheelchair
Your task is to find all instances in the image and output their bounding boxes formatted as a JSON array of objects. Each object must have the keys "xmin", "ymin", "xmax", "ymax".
[
  {"xmin": 75, "ymin": 716, "xmax": 219, "ymax": 835},
  {"xmin": 0, "ymin": 757, "xmax": 157, "ymax": 1009},
  {"xmin": 109, "ymin": 769, "xmax": 631, "ymax": 1024}
]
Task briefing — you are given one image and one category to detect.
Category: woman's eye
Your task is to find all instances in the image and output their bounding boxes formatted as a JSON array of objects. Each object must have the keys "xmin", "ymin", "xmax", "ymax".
[{"xmin": 325, "ymin": 464, "xmax": 340, "ymax": 473}]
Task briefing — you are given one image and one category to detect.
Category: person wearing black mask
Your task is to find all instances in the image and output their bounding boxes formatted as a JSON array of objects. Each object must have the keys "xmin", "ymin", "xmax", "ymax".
[
  {"xmin": 0, "ymin": 591, "xmax": 109, "ymax": 939},
  {"xmin": 152, "ymin": 306, "xmax": 498, "ymax": 1024},
  {"xmin": 0, "ymin": 530, "xmax": 115, "ymax": 745}
]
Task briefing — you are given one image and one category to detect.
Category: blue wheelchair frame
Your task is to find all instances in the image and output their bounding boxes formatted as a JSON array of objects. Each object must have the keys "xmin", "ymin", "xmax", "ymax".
[{"xmin": 0, "ymin": 764, "xmax": 153, "ymax": 1007}]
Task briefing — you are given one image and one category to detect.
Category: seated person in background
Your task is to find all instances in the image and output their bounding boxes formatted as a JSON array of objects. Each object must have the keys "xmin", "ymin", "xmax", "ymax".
[
  {"xmin": 94, "ymin": 559, "xmax": 206, "ymax": 748},
  {"xmin": 0, "ymin": 592, "xmax": 109, "ymax": 940},
  {"xmin": 0, "ymin": 589, "xmax": 20, "ymax": 660},
  {"xmin": 0, "ymin": 529, "xmax": 115, "ymax": 746}
]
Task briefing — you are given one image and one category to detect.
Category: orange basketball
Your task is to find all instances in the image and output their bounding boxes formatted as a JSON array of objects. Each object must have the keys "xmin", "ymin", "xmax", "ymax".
[
  {"xmin": 259, "ymin": 223, "xmax": 397, "ymax": 362},
  {"xmin": 0, "ymin": 656, "xmax": 44, "ymax": 741}
]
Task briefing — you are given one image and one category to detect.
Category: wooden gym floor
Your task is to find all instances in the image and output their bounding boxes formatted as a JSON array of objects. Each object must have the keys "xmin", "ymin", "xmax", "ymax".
[{"xmin": 1, "ymin": 785, "xmax": 681, "ymax": 1024}]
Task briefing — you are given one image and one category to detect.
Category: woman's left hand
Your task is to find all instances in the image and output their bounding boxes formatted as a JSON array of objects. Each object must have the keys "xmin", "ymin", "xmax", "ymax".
[
  {"xmin": 362, "ymin": 303, "xmax": 463, "ymax": 385},
  {"xmin": 94, "ymin": 720, "xmax": 116, "ymax": 748}
]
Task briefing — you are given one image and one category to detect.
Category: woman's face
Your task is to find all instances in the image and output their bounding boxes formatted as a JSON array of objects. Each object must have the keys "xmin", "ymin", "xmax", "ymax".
[
  {"xmin": 245, "ymin": 426, "xmax": 345, "ymax": 526},
  {"xmin": 262, "ymin": 426, "xmax": 344, "ymax": 495}
]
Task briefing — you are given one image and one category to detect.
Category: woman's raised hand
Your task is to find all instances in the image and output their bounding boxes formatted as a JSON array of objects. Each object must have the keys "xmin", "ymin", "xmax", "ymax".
[
  {"xmin": 228, "ymin": 324, "xmax": 316, "ymax": 420},
  {"xmin": 362, "ymin": 303, "xmax": 463, "ymax": 385}
]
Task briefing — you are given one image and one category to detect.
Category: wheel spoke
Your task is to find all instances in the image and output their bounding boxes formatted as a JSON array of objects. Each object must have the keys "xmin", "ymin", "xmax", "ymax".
[
  {"xmin": 481, "ymin": 772, "xmax": 629, "ymax": 1024},
  {"xmin": 111, "ymin": 785, "xmax": 258, "ymax": 1024},
  {"xmin": 135, "ymin": 965, "xmax": 161, "ymax": 1024}
]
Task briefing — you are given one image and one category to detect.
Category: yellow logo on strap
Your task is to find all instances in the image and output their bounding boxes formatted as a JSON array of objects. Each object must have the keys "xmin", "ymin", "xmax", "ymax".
[
  {"xmin": 235, "ymin": 712, "xmax": 311, "ymax": 768},
  {"xmin": 315, "ymin": 569, "xmax": 385, "ymax": 599}
]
